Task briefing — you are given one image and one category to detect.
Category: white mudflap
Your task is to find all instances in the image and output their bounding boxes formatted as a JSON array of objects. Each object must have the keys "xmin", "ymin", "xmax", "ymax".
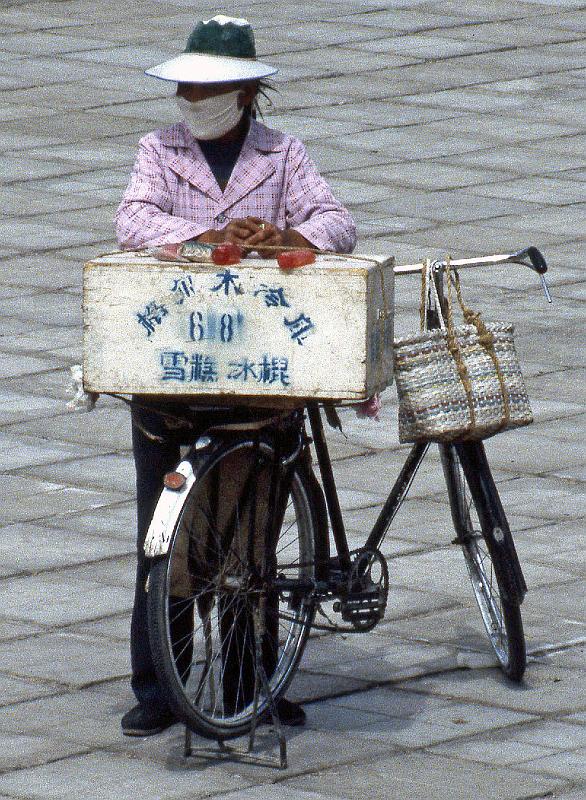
[{"xmin": 144, "ymin": 460, "xmax": 195, "ymax": 557}]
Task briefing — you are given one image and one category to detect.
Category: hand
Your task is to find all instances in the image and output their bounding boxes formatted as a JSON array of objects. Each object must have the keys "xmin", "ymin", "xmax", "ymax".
[
  {"xmin": 224, "ymin": 218, "xmax": 265, "ymax": 245},
  {"xmin": 196, "ymin": 219, "xmax": 259, "ymax": 246},
  {"xmin": 243, "ymin": 217, "xmax": 284, "ymax": 258}
]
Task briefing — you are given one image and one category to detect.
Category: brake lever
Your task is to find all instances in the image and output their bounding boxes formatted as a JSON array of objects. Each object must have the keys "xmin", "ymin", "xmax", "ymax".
[{"xmin": 510, "ymin": 246, "xmax": 551, "ymax": 303}]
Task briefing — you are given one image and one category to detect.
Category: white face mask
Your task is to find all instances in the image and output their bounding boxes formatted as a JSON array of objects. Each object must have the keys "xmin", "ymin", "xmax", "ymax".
[{"xmin": 176, "ymin": 91, "xmax": 244, "ymax": 141}]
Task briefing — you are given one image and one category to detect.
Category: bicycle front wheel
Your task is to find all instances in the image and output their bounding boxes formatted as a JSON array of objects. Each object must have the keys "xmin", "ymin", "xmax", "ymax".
[
  {"xmin": 147, "ymin": 439, "xmax": 326, "ymax": 740},
  {"xmin": 440, "ymin": 442, "xmax": 526, "ymax": 681}
]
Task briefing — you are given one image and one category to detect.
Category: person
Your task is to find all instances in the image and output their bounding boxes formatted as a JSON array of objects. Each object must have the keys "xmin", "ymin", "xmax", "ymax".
[{"xmin": 115, "ymin": 14, "xmax": 356, "ymax": 737}]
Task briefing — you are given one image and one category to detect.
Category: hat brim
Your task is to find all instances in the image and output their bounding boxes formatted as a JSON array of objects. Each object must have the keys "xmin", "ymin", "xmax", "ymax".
[{"xmin": 145, "ymin": 53, "xmax": 278, "ymax": 84}]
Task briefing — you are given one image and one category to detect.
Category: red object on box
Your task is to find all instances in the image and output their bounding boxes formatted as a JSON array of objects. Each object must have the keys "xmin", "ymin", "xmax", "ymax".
[
  {"xmin": 277, "ymin": 249, "xmax": 316, "ymax": 270},
  {"xmin": 212, "ymin": 243, "xmax": 242, "ymax": 266}
]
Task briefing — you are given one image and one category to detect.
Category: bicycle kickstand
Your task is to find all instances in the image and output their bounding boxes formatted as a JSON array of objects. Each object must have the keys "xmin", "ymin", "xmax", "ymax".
[
  {"xmin": 182, "ymin": 598, "xmax": 288, "ymax": 770},
  {"xmin": 248, "ymin": 598, "xmax": 288, "ymax": 769}
]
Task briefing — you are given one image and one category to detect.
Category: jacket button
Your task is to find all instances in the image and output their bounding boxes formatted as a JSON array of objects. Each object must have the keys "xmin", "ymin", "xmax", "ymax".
[{"xmin": 217, "ymin": 213, "xmax": 227, "ymax": 223}]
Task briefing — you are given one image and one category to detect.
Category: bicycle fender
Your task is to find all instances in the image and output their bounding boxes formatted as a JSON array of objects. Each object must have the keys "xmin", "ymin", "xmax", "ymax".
[{"xmin": 143, "ymin": 460, "xmax": 195, "ymax": 558}]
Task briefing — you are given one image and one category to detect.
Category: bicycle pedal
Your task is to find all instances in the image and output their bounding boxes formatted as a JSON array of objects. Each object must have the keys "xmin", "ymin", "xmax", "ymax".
[{"xmin": 337, "ymin": 589, "xmax": 385, "ymax": 626}]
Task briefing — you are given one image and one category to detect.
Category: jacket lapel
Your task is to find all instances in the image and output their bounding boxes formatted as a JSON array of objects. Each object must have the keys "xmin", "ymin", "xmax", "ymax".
[
  {"xmin": 218, "ymin": 120, "xmax": 281, "ymax": 213},
  {"xmin": 163, "ymin": 125, "xmax": 223, "ymax": 202},
  {"xmin": 161, "ymin": 120, "xmax": 283, "ymax": 209}
]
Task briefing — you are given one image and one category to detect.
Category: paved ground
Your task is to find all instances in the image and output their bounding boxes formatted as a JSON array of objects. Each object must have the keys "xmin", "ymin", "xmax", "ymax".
[{"xmin": 0, "ymin": 0, "xmax": 585, "ymax": 798}]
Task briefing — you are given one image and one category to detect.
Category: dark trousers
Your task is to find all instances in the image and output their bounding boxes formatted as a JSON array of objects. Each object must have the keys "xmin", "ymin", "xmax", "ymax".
[
  {"xmin": 130, "ymin": 405, "xmax": 184, "ymax": 713},
  {"xmin": 129, "ymin": 402, "xmax": 280, "ymax": 714}
]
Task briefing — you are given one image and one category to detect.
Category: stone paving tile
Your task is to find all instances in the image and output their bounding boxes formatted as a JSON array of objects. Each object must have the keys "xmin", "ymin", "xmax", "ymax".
[
  {"xmin": 440, "ymin": 19, "xmax": 586, "ymax": 46},
  {"xmin": 0, "ymin": 254, "xmax": 85, "ymax": 290},
  {"xmin": 521, "ymin": 579, "xmax": 586, "ymax": 628},
  {"xmin": 1, "ymin": 30, "xmax": 119, "ymax": 55},
  {"xmin": 0, "ymin": 337, "xmax": 82, "ymax": 363},
  {"xmin": 0, "ymin": 432, "xmax": 104, "ymax": 470},
  {"xmin": 0, "ymin": 682, "xmax": 139, "ymax": 749},
  {"xmin": 0, "ymin": 570, "xmax": 131, "ymax": 625},
  {"xmin": 214, "ymin": 729, "xmax": 395, "ymax": 786},
  {"xmin": 305, "ymin": 695, "xmax": 535, "ymax": 749},
  {"xmin": 0, "ymin": 629, "xmax": 130, "ymax": 685},
  {"xmin": 42, "ymin": 500, "xmax": 136, "ymax": 541},
  {"xmin": 304, "ymin": 641, "xmax": 458, "ymax": 686},
  {"xmin": 0, "ymin": 522, "xmax": 131, "ymax": 577},
  {"xmin": 0, "ymin": 751, "xmax": 250, "ymax": 800},
  {"xmin": 386, "ymin": 605, "xmax": 516, "ymax": 654},
  {"xmin": 0, "ymin": 672, "xmax": 62, "ymax": 706},
  {"xmin": 493, "ymin": 475, "xmax": 586, "ymax": 520},
  {"xmin": 466, "ymin": 175, "xmax": 586, "ymax": 205},
  {"xmin": 0, "ymin": 219, "xmax": 107, "ymax": 252},
  {"xmin": 0, "ymin": 289, "xmax": 84, "ymax": 326},
  {"xmin": 399, "ymin": 662, "xmax": 586, "ymax": 716},
  {"xmin": 60, "ymin": 557, "xmax": 136, "ymax": 590},
  {"xmin": 208, "ymin": 788, "xmax": 342, "ymax": 800},
  {"xmin": 505, "ymin": 720, "xmax": 586, "ymax": 751},
  {"xmin": 7, "ymin": 406, "xmax": 132, "ymax": 450},
  {"xmin": 363, "ymin": 189, "xmax": 546, "ymax": 225},
  {"xmin": 0, "ymin": 618, "xmax": 45, "ymax": 642},
  {"xmin": 2, "ymin": 369, "xmax": 78, "ymax": 402},
  {"xmin": 0, "ymin": 352, "xmax": 59, "ymax": 379},
  {"xmin": 68, "ymin": 612, "xmax": 130, "ymax": 643},
  {"xmin": 284, "ymin": 669, "xmax": 368, "ymax": 704},
  {"xmin": 8, "ymin": 683, "xmax": 394, "ymax": 781},
  {"xmin": 441, "ymin": 142, "xmax": 584, "ymax": 175},
  {"xmin": 426, "ymin": 734, "xmax": 559, "ymax": 767},
  {"xmin": 517, "ymin": 748, "xmax": 586, "ymax": 781},
  {"xmin": 0, "ymin": 733, "xmax": 90, "ymax": 773},
  {"xmin": 475, "ymin": 428, "xmax": 586, "ymax": 475},
  {"xmin": 18, "ymin": 453, "xmax": 136, "ymax": 493},
  {"xmin": 286, "ymin": 749, "xmax": 566, "ymax": 800}
]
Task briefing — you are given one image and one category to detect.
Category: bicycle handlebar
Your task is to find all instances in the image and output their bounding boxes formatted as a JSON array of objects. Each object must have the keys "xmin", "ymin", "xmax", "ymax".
[
  {"xmin": 394, "ymin": 246, "xmax": 547, "ymax": 275},
  {"xmin": 395, "ymin": 246, "xmax": 551, "ymax": 302}
]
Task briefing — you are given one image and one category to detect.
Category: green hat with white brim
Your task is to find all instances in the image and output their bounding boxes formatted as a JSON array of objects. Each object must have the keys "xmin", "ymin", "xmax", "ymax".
[{"xmin": 145, "ymin": 15, "xmax": 278, "ymax": 84}]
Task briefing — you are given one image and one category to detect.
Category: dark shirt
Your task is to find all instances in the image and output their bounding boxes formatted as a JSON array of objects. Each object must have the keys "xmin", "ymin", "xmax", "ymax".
[{"xmin": 198, "ymin": 128, "xmax": 247, "ymax": 191}]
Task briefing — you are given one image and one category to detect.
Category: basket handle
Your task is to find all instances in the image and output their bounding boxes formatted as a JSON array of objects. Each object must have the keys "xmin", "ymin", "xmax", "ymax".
[{"xmin": 446, "ymin": 260, "xmax": 511, "ymax": 430}]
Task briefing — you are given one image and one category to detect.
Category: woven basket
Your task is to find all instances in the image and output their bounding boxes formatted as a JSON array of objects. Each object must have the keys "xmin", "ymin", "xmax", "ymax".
[{"xmin": 393, "ymin": 260, "xmax": 533, "ymax": 443}]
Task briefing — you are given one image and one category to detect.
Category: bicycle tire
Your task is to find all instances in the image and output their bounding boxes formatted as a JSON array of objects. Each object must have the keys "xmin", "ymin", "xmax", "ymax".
[
  {"xmin": 440, "ymin": 442, "xmax": 526, "ymax": 681},
  {"xmin": 147, "ymin": 437, "xmax": 328, "ymax": 740}
]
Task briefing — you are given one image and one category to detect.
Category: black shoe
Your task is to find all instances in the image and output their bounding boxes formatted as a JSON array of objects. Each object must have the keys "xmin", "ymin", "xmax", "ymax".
[
  {"xmin": 121, "ymin": 704, "xmax": 176, "ymax": 737},
  {"xmin": 263, "ymin": 698, "xmax": 305, "ymax": 727}
]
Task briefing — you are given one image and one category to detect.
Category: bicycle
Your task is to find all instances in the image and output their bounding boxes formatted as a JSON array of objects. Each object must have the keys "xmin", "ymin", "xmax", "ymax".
[{"xmin": 141, "ymin": 246, "xmax": 549, "ymax": 751}]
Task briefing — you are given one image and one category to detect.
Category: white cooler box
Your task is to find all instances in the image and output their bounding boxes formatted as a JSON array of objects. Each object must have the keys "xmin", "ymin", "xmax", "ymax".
[{"xmin": 83, "ymin": 251, "xmax": 394, "ymax": 402}]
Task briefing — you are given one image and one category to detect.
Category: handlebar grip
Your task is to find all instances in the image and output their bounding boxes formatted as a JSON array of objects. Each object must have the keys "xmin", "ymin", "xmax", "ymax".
[{"xmin": 511, "ymin": 246, "xmax": 547, "ymax": 274}]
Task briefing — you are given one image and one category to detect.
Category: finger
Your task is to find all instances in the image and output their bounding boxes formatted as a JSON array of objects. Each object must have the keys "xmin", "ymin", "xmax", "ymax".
[
  {"xmin": 244, "ymin": 230, "xmax": 269, "ymax": 246},
  {"xmin": 235, "ymin": 217, "xmax": 263, "ymax": 235},
  {"xmin": 245, "ymin": 216, "xmax": 266, "ymax": 227},
  {"xmin": 225, "ymin": 219, "xmax": 254, "ymax": 233},
  {"xmin": 224, "ymin": 224, "xmax": 254, "ymax": 241},
  {"xmin": 246, "ymin": 226, "xmax": 280, "ymax": 246}
]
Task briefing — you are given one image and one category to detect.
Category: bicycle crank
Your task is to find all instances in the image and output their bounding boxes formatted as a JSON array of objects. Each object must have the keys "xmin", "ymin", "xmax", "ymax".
[{"xmin": 333, "ymin": 548, "xmax": 389, "ymax": 632}]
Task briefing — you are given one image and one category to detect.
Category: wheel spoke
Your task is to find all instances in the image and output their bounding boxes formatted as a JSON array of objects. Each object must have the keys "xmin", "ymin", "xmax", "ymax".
[{"xmin": 148, "ymin": 442, "xmax": 321, "ymax": 738}]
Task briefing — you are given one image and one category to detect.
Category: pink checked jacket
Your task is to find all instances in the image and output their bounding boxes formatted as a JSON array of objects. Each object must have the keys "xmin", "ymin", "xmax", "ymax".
[{"xmin": 115, "ymin": 119, "xmax": 357, "ymax": 253}]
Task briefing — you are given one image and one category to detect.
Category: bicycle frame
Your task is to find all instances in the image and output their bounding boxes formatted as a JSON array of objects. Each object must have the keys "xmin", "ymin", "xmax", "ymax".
[
  {"xmin": 305, "ymin": 250, "xmax": 543, "ymax": 600},
  {"xmin": 145, "ymin": 247, "xmax": 546, "ymax": 585}
]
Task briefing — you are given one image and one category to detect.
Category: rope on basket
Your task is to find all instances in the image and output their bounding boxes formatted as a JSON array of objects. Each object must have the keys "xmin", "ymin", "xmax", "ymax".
[
  {"xmin": 444, "ymin": 257, "xmax": 477, "ymax": 432},
  {"xmin": 451, "ymin": 268, "xmax": 511, "ymax": 429}
]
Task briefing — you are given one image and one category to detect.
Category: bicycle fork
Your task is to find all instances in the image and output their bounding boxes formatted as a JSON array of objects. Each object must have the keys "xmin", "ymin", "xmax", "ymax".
[{"xmin": 441, "ymin": 442, "xmax": 527, "ymax": 605}]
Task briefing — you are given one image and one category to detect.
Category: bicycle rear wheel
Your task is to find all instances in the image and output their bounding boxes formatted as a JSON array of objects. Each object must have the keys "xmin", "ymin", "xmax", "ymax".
[
  {"xmin": 147, "ymin": 438, "xmax": 327, "ymax": 740},
  {"xmin": 440, "ymin": 442, "xmax": 526, "ymax": 681}
]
